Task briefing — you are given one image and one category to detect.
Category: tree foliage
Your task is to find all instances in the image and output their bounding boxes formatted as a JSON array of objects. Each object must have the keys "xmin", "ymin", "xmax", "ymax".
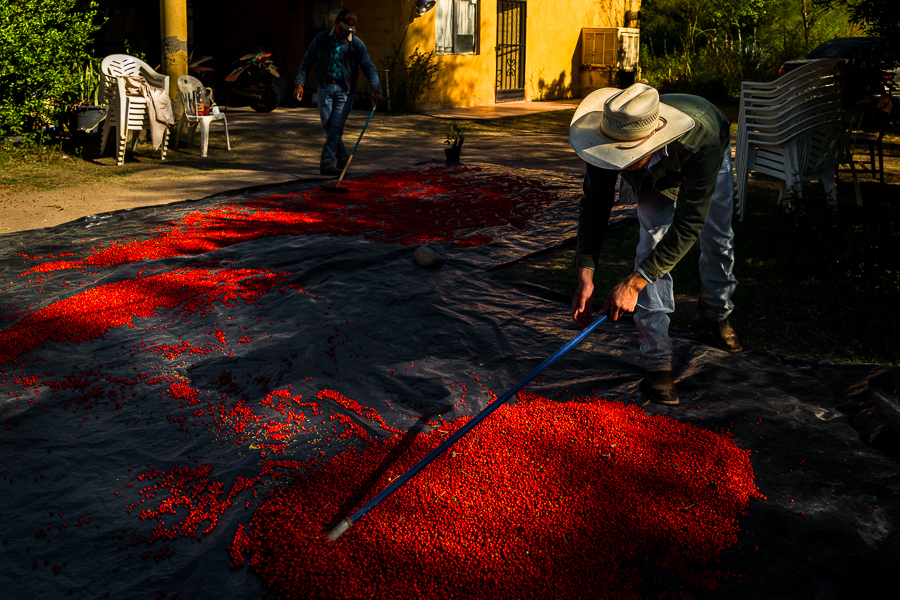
[
  {"xmin": 0, "ymin": 0, "xmax": 104, "ymax": 142},
  {"xmin": 642, "ymin": 0, "xmax": 857, "ymax": 60},
  {"xmin": 820, "ymin": 0, "xmax": 900, "ymax": 62},
  {"xmin": 640, "ymin": 0, "xmax": 864, "ymax": 97}
]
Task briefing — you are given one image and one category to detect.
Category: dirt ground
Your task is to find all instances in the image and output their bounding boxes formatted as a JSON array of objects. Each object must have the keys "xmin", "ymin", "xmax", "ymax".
[{"xmin": 0, "ymin": 102, "xmax": 584, "ymax": 235}]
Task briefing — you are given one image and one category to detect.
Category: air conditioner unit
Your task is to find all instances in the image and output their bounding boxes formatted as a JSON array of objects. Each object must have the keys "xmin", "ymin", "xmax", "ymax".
[{"xmin": 581, "ymin": 27, "xmax": 640, "ymax": 71}]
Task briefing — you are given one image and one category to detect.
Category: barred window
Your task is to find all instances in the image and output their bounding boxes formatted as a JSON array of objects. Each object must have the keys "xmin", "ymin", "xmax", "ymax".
[{"xmin": 435, "ymin": 0, "xmax": 478, "ymax": 55}]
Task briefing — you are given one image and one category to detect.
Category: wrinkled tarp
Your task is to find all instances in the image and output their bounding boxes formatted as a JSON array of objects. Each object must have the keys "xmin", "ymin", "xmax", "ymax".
[{"xmin": 0, "ymin": 164, "xmax": 898, "ymax": 600}]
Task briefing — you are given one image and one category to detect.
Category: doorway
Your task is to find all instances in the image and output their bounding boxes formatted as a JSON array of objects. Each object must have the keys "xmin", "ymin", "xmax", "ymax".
[{"xmin": 496, "ymin": 0, "xmax": 526, "ymax": 102}]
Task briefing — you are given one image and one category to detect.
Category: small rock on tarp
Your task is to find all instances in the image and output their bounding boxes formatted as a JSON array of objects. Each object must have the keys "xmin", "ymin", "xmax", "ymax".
[{"xmin": 414, "ymin": 245, "xmax": 443, "ymax": 268}]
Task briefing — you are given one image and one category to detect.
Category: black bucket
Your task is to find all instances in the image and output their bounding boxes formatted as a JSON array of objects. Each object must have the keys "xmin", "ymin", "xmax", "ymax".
[{"xmin": 71, "ymin": 105, "xmax": 107, "ymax": 132}]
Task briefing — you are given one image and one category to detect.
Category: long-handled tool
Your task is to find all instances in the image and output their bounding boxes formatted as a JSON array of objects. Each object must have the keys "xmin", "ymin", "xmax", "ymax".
[
  {"xmin": 325, "ymin": 105, "xmax": 377, "ymax": 192},
  {"xmin": 326, "ymin": 314, "xmax": 608, "ymax": 541}
]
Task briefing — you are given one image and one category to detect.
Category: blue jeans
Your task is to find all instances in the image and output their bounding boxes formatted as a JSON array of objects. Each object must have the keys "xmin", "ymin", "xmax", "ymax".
[
  {"xmin": 317, "ymin": 82, "xmax": 353, "ymax": 166},
  {"xmin": 633, "ymin": 149, "xmax": 737, "ymax": 371}
]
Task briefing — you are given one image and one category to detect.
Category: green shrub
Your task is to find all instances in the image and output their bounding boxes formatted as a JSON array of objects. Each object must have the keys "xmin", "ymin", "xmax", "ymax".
[
  {"xmin": 379, "ymin": 46, "xmax": 442, "ymax": 114},
  {"xmin": 641, "ymin": 44, "xmax": 782, "ymax": 101},
  {"xmin": 0, "ymin": 0, "xmax": 104, "ymax": 143}
]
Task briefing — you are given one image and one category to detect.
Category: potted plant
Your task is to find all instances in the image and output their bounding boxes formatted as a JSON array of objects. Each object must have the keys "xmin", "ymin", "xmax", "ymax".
[
  {"xmin": 70, "ymin": 58, "xmax": 107, "ymax": 133},
  {"xmin": 444, "ymin": 123, "xmax": 464, "ymax": 163}
]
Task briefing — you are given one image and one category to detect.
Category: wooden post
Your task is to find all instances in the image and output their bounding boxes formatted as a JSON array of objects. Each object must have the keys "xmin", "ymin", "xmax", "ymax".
[{"xmin": 160, "ymin": 0, "xmax": 188, "ymax": 108}]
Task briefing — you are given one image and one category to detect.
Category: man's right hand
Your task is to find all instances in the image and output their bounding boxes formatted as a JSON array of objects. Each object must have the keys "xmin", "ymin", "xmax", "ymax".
[
  {"xmin": 293, "ymin": 85, "xmax": 303, "ymax": 102},
  {"xmin": 572, "ymin": 267, "xmax": 595, "ymax": 329}
]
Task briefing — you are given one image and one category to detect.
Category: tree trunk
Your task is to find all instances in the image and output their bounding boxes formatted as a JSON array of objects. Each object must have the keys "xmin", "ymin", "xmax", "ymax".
[{"xmin": 801, "ymin": 0, "xmax": 812, "ymax": 48}]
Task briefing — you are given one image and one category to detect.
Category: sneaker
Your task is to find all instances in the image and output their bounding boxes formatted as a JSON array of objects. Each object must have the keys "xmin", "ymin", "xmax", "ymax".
[
  {"xmin": 709, "ymin": 318, "xmax": 742, "ymax": 353},
  {"xmin": 319, "ymin": 165, "xmax": 342, "ymax": 177},
  {"xmin": 641, "ymin": 370, "xmax": 679, "ymax": 406}
]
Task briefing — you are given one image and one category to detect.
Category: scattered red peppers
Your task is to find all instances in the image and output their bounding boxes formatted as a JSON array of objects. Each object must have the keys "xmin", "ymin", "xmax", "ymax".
[
  {"xmin": 0, "ymin": 267, "xmax": 287, "ymax": 365},
  {"xmin": 24, "ymin": 167, "xmax": 560, "ymax": 274}
]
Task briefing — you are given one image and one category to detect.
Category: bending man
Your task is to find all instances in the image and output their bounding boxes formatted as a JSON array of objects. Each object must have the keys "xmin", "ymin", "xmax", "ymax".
[{"xmin": 569, "ymin": 83, "xmax": 741, "ymax": 406}]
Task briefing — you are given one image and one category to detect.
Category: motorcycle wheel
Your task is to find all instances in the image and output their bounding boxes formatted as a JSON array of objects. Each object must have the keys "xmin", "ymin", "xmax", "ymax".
[{"xmin": 250, "ymin": 80, "xmax": 279, "ymax": 113}]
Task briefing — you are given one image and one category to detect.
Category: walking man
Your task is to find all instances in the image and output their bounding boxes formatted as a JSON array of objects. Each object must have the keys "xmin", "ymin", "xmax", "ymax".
[
  {"xmin": 294, "ymin": 9, "xmax": 384, "ymax": 176},
  {"xmin": 569, "ymin": 83, "xmax": 742, "ymax": 406}
]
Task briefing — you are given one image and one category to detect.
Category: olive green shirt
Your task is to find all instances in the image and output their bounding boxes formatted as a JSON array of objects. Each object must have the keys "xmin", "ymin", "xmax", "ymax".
[{"xmin": 575, "ymin": 94, "xmax": 731, "ymax": 281}]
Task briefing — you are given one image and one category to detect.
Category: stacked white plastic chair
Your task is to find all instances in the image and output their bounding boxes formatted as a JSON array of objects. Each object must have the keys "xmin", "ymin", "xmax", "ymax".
[
  {"xmin": 99, "ymin": 54, "xmax": 170, "ymax": 166},
  {"xmin": 735, "ymin": 59, "xmax": 845, "ymax": 219},
  {"xmin": 175, "ymin": 75, "xmax": 230, "ymax": 158}
]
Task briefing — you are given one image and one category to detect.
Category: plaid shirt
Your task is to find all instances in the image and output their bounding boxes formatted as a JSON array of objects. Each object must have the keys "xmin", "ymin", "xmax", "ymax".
[
  {"xmin": 327, "ymin": 33, "xmax": 344, "ymax": 80},
  {"xmin": 294, "ymin": 28, "xmax": 383, "ymax": 95}
]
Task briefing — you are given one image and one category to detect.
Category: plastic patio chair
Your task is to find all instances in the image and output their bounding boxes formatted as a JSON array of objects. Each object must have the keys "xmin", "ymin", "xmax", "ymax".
[
  {"xmin": 735, "ymin": 61, "xmax": 842, "ymax": 163},
  {"xmin": 735, "ymin": 61, "xmax": 841, "ymax": 148},
  {"xmin": 99, "ymin": 54, "xmax": 170, "ymax": 166},
  {"xmin": 175, "ymin": 75, "xmax": 230, "ymax": 157},
  {"xmin": 735, "ymin": 59, "xmax": 845, "ymax": 218},
  {"xmin": 843, "ymin": 95, "xmax": 897, "ymax": 185},
  {"xmin": 740, "ymin": 116, "xmax": 847, "ymax": 213}
]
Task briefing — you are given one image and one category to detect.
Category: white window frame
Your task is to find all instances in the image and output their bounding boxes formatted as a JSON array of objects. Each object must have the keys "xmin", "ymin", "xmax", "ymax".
[{"xmin": 435, "ymin": 0, "xmax": 479, "ymax": 55}]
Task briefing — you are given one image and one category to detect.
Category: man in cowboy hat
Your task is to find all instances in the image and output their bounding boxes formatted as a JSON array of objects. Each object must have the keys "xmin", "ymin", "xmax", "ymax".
[
  {"xmin": 294, "ymin": 9, "xmax": 384, "ymax": 176},
  {"xmin": 569, "ymin": 83, "xmax": 741, "ymax": 405}
]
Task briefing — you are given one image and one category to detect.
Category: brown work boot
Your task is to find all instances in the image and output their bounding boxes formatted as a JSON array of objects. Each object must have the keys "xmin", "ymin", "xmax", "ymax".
[
  {"xmin": 641, "ymin": 370, "xmax": 679, "ymax": 406},
  {"xmin": 709, "ymin": 318, "xmax": 742, "ymax": 353}
]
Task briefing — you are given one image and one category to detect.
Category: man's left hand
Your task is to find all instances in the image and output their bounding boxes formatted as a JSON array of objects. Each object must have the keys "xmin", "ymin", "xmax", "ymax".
[
  {"xmin": 600, "ymin": 272, "xmax": 649, "ymax": 321},
  {"xmin": 372, "ymin": 92, "xmax": 384, "ymax": 108}
]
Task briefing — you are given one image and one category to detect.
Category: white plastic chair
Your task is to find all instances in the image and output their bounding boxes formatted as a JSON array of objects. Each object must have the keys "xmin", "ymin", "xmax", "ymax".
[
  {"xmin": 99, "ymin": 54, "xmax": 170, "ymax": 166},
  {"xmin": 735, "ymin": 59, "xmax": 845, "ymax": 218},
  {"xmin": 175, "ymin": 75, "xmax": 230, "ymax": 157},
  {"xmin": 742, "ymin": 115, "xmax": 846, "ymax": 211}
]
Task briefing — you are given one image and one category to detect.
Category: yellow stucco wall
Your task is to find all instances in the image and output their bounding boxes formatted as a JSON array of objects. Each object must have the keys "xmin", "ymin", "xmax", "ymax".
[{"xmin": 353, "ymin": 0, "xmax": 641, "ymax": 109}]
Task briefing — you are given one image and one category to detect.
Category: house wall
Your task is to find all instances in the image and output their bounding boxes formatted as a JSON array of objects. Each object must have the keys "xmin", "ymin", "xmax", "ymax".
[
  {"xmin": 93, "ymin": 1, "xmax": 640, "ymax": 110},
  {"xmin": 352, "ymin": 0, "xmax": 641, "ymax": 109}
]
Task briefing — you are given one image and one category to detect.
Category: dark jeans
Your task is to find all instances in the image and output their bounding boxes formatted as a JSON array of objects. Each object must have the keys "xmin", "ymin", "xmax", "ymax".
[{"xmin": 317, "ymin": 82, "xmax": 353, "ymax": 166}]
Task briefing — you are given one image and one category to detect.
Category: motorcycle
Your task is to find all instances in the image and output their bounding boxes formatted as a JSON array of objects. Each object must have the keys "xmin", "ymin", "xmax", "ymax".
[
  {"xmin": 188, "ymin": 53, "xmax": 219, "ymax": 90},
  {"xmin": 221, "ymin": 52, "xmax": 291, "ymax": 113}
]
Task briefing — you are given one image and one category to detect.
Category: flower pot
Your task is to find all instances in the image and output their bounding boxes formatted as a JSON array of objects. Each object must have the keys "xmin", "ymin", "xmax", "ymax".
[
  {"xmin": 445, "ymin": 146, "xmax": 461, "ymax": 164},
  {"xmin": 71, "ymin": 105, "xmax": 107, "ymax": 132}
]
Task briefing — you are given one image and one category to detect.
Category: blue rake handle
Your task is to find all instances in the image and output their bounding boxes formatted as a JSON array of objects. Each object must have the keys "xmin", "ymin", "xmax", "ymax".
[
  {"xmin": 326, "ymin": 314, "xmax": 608, "ymax": 540},
  {"xmin": 334, "ymin": 106, "xmax": 376, "ymax": 187}
]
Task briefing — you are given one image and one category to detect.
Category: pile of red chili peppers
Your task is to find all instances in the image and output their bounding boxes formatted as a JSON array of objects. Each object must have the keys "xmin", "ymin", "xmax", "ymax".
[{"xmin": 240, "ymin": 393, "xmax": 761, "ymax": 599}]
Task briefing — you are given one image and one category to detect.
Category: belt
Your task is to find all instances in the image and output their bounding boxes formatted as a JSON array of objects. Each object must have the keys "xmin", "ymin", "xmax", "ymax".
[{"xmin": 325, "ymin": 78, "xmax": 343, "ymax": 84}]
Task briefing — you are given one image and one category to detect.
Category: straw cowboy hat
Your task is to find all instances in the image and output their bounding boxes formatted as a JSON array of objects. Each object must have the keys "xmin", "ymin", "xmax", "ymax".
[{"xmin": 569, "ymin": 83, "xmax": 695, "ymax": 170}]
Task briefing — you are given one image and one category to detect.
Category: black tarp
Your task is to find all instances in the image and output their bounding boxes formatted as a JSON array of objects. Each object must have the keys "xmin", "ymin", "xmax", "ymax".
[{"xmin": 1, "ymin": 165, "xmax": 898, "ymax": 600}]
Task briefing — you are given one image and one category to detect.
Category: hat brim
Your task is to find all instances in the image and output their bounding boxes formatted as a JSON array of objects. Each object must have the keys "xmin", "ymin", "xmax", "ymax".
[{"xmin": 569, "ymin": 88, "xmax": 695, "ymax": 170}]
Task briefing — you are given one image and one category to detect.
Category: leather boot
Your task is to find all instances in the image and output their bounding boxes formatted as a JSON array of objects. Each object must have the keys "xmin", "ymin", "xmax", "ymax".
[
  {"xmin": 319, "ymin": 164, "xmax": 341, "ymax": 177},
  {"xmin": 709, "ymin": 318, "xmax": 742, "ymax": 353},
  {"xmin": 697, "ymin": 299, "xmax": 742, "ymax": 353},
  {"xmin": 641, "ymin": 370, "xmax": 679, "ymax": 406}
]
